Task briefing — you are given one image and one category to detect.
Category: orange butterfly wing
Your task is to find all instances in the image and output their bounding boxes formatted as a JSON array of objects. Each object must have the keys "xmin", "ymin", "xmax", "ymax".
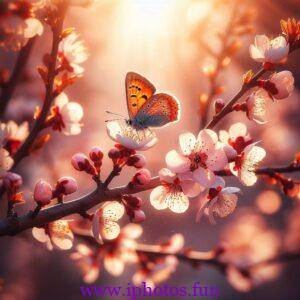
[
  {"xmin": 125, "ymin": 72, "xmax": 156, "ymax": 119},
  {"xmin": 140, "ymin": 93, "xmax": 180, "ymax": 123}
]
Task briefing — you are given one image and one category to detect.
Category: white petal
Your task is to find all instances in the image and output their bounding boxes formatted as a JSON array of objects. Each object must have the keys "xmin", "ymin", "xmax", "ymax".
[
  {"xmin": 150, "ymin": 186, "xmax": 168, "ymax": 210},
  {"xmin": 104, "ymin": 254, "xmax": 124, "ymax": 276},
  {"xmin": 229, "ymin": 123, "xmax": 247, "ymax": 140},
  {"xmin": 211, "ymin": 176, "xmax": 226, "ymax": 188},
  {"xmin": 101, "ymin": 201, "xmax": 125, "ymax": 221},
  {"xmin": 193, "ymin": 168, "xmax": 215, "ymax": 187},
  {"xmin": 179, "ymin": 132, "xmax": 196, "ymax": 155},
  {"xmin": 196, "ymin": 129, "xmax": 217, "ymax": 153},
  {"xmin": 122, "ymin": 224, "xmax": 143, "ymax": 239},
  {"xmin": 158, "ymin": 168, "xmax": 177, "ymax": 183},
  {"xmin": 165, "ymin": 150, "xmax": 190, "ymax": 174},
  {"xmin": 212, "ymin": 193, "xmax": 238, "ymax": 218},
  {"xmin": 165, "ymin": 191, "xmax": 189, "ymax": 213},
  {"xmin": 54, "ymin": 92, "xmax": 69, "ymax": 108},
  {"xmin": 206, "ymin": 148, "xmax": 228, "ymax": 171},
  {"xmin": 181, "ymin": 180, "xmax": 204, "ymax": 197},
  {"xmin": 24, "ymin": 18, "xmax": 43, "ymax": 38},
  {"xmin": 101, "ymin": 220, "xmax": 121, "ymax": 240},
  {"xmin": 92, "ymin": 210, "xmax": 103, "ymax": 244}
]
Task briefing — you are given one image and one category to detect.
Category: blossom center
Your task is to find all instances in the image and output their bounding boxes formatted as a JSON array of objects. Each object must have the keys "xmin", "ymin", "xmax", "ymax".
[
  {"xmin": 188, "ymin": 151, "xmax": 208, "ymax": 171},
  {"xmin": 207, "ymin": 186, "xmax": 222, "ymax": 200}
]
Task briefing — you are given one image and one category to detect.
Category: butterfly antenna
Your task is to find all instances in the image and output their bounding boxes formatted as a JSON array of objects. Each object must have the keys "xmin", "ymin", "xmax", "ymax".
[
  {"xmin": 105, "ymin": 118, "xmax": 121, "ymax": 123},
  {"xmin": 106, "ymin": 111, "xmax": 126, "ymax": 119}
]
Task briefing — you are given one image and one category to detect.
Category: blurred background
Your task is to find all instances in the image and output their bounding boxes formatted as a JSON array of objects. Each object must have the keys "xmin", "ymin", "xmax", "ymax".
[{"xmin": 0, "ymin": 0, "xmax": 300, "ymax": 299}]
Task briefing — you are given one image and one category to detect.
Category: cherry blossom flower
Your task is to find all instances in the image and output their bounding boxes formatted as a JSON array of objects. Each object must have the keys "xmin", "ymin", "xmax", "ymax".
[
  {"xmin": 92, "ymin": 201, "xmax": 125, "ymax": 244},
  {"xmin": 196, "ymin": 176, "xmax": 240, "ymax": 224},
  {"xmin": 102, "ymin": 224, "xmax": 143, "ymax": 277},
  {"xmin": 0, "ymin": 148, "xmax": 14, "ymax": 177},
  {"xmin": 132, "ymin": 255, "xmax": 178, "ymax": 289},
  {"xmin": 4, "ymin": 121, "xmax": 29, "ymax": 154},
  {"xmin": 246, "ymin": 90, "xmax": 268, "ymax": 124},
  {"xmin": 230, "ymin": 143, "xmax": 266, "ymax": 186},
  {"xmin": 0, "ymin": 123, "xmax": 10, "ymax": 146},
  {"xmin": 0, "ymin": 1, "xmax": 43, "ymax": 51},
  {"xmin": 106, "ymin": 121, "xmax": 158, "ymax": 151},
  {"xmin": 219, "ymin": 122, "xmax": 253, "ymax": 157},
  {"xmin": 165, "ymin": 130, "xmax": 227, "ymax": 187},
  {"xmin": 52, "ymin": 92, "xmax": 83, "ymax": 135},
  {"xmin": 249, "ymin": 35, "xmax": 289, "ymax": 64},
  {"xmin": 221, "ymin": 211, "xmax": 281, "ymax": 291},
  {"xmin": 70, "ymin": 244, "xmax": 100, "ymax": 283},
  {"xmin": 150, "ymin": 168, "xmax": 203, "ymax": 214},
  {"xmin": 32, "ymin": 220, "xmax": 74, "ymax": 250},
  {"xmin": 71, "ymin": 224, "xmax": 142, "ymax": 282},
  {"xmin": 269, "ymin": 71, "xmax": 294, "ymax": 99},
  {"xmin": 58, "ymin": 32, "xmax": 88, "ymax": 76}
]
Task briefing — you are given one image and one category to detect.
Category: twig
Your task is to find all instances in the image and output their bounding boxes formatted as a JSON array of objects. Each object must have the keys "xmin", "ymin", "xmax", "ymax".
[
  {"xmin": 11, "ymin": 16, "xmax": 65, "ymax": 169},
  {"xmin": 0, "ymin": 164, "xmax": 299, "ymax": 237},
  {"xmin": 0, "ymin": 38, "xmax": 36, "ymax": 119},
  {"xmin": 206, "ymin": 68, "xmax": 266, "ymax": 129}
]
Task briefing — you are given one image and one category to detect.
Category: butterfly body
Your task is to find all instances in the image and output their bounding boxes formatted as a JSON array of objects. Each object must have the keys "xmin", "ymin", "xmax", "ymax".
[{"xmin": 125, "ymin": 72, "xmax": 180, "ymax": 130}]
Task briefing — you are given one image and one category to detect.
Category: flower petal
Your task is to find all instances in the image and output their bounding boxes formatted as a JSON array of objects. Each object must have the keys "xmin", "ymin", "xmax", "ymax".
[
  {"xmin": 150, "ymin": 186, "xmax": 168, "ymax": 210},
  {"xmin": 179, "ymin": 132, "xmax": 196, "ymax": 155},
  {"xmin": 165, "ymin": 150, "xmax": 190, "ymax": 174}
]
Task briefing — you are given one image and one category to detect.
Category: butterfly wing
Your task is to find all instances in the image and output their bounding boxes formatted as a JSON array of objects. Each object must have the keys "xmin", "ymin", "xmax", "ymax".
[
  {"xmin": 125, "ymin": 72, "xmax": 156, "ymax": 119},
  {"xmin": 135, "ymin": 93, "xmax": 180, "ymax": 128}
]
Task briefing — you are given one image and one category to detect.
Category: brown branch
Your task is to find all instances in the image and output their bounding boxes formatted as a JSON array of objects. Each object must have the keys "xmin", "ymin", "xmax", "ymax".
[
  {"xmin": 135, "ymin": 244, "xmax": 300, "ymax": 274},
  {"xmin": 0, "ymin": 164, "xmax": 299, "ymax": 237},
  {"xmin": 11, "ymin": 14, "xmax": 66, "ymax": 169},
  {"xmin": 0, "ymin": 38, "xmax": 36, "ymax": 119},
  {"xmin": 206, "ymin": 68, "xmax": 266, "ymax": 129}
]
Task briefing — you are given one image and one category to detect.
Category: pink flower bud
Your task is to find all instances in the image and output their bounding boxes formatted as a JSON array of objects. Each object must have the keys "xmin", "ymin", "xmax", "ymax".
[
  {"xmin": 34, "ymin": 180, "xmax": 53, "ymax": 205},
  {"xmin": 214, "ymin": 98, "xmax": 225, "ymax": 114},
  {"xmin": 123, "ymin": 195, "xmax": 142, "ymax": 209},
  {"xmin": 269, "ymin": 71, "xmax": 294, "ymax": 99},
  {"xmin": 89, "ymin": 147, "xmax": 103, "ymax": 162},
  {"xmin": 71, "ymin": 153, "xmax": 96, "ymax": 175},
  {"xmin": 126, "ymin": 154, "xmax": 146, "ymax": 168},
  {"xmin": 108, "ymin": 148, "xmax": 120, "ymax": 159},
  {"xmin": 56, "ymin": 176, "xmax": 78, "ymax": 195},
  {"xmin": 132, "ymin": 169, "xmax": 151, "ymax": 186},
  {"xmin": 3, "ymin": 172, "xmax": 22, "ymax": 191},
  {"xmin": 131, "ymin": 209, "xmax": 146, "ymax": 223}
]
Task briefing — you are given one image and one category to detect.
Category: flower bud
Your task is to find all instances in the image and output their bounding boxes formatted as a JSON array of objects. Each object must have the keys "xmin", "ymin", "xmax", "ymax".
[
  {"xmin": 34, "ymin": 180, "xmax": 53, "ymax": 205},
  {"xmin": 55, "ymin": 176, "xmax": 78, "ymax": 195},
  {"xmin": 108, "ymin": 148, "xmax": 120, "ymax": 159},
  {"xmin": 123, "ymin": 195, "xmax": 142, "ymax": 209},
  {"xmin": 71, "ymin": 153, "xmax": 96, "ymax": 175},
  {"xmin": 132, "ymin": 169, "xmax": 151, "ymax": 186},
  {"xmin": 3, "ymin": 172, "xmax": 22, "ymax": 191},
  {"xmin": 214, "ymin": 98, "xmax": 225, "ymax": 114},
  {"xmin": 89, "ymin": 146, "xmax": 103, "ymax": 162},
  {"xmin": 130, "ymin": 209, "xmax": 146, "ymax": 223},
  {"xmin": 126, "ymin": 154, "xmax": 146, "ymax": 168}
]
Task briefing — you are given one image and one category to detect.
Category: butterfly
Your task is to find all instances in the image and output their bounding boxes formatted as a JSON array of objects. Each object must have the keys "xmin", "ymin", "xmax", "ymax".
[{"xmin": 108, "ymin": 72, "xmax": 181, "ymax": 130}]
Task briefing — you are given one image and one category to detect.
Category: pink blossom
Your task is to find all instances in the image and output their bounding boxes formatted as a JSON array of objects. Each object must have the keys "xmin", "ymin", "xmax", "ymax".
[
  {"xmin": 33, "ymin": 179, "xmax": 53, "ymax": 205},
  {"xmin": 0, "ymin": 148, "xmax": 13, "ymax": 176},
  {"xmin": 54, "ymin": 93, "xmax": 83, "ymax": 135},
  {"xmin": 269, "ymin": 71, "xmax": 294, "ymax": 99},
  {"xmin": 165, "ymin": 130, "xmax": 227, "ymax": 187},
  {"xmin": 196, "ymin": 176, "xmax": 240, "ymax": 224},
  {"xmin": 92, "ymin": 201, "xmax": 125, "ymax": 244},
  {"xmin": 230, "ymin": 143, "xmax": 266, "ymax": 186},
  {"xmin": 249, "ymin": 35, "xmax": 289, "ymax": 64},
  {"xmin": 150, "ymin": 168, "xmax": 203, "ymax": 214},
  {"xmin": 246, "ymin": 90, "xmax": 268, "ymax": 124},
  {"xmin": 106, "ymin": 121, "xmax": 157, "ymax": 150},
  {"xmin": 32, "ymin": 220, "xmax": 74, "ymax": 250}
]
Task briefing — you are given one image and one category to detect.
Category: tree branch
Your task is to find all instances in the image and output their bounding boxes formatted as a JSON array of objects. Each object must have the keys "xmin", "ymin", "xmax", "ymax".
[
  {"xmin": 0, "ymin": 38, "xmax": 36, "ymax": 120},
  {"xmin": 0, "ymin": 164, "xmax": 299, "ymax": 237}
]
